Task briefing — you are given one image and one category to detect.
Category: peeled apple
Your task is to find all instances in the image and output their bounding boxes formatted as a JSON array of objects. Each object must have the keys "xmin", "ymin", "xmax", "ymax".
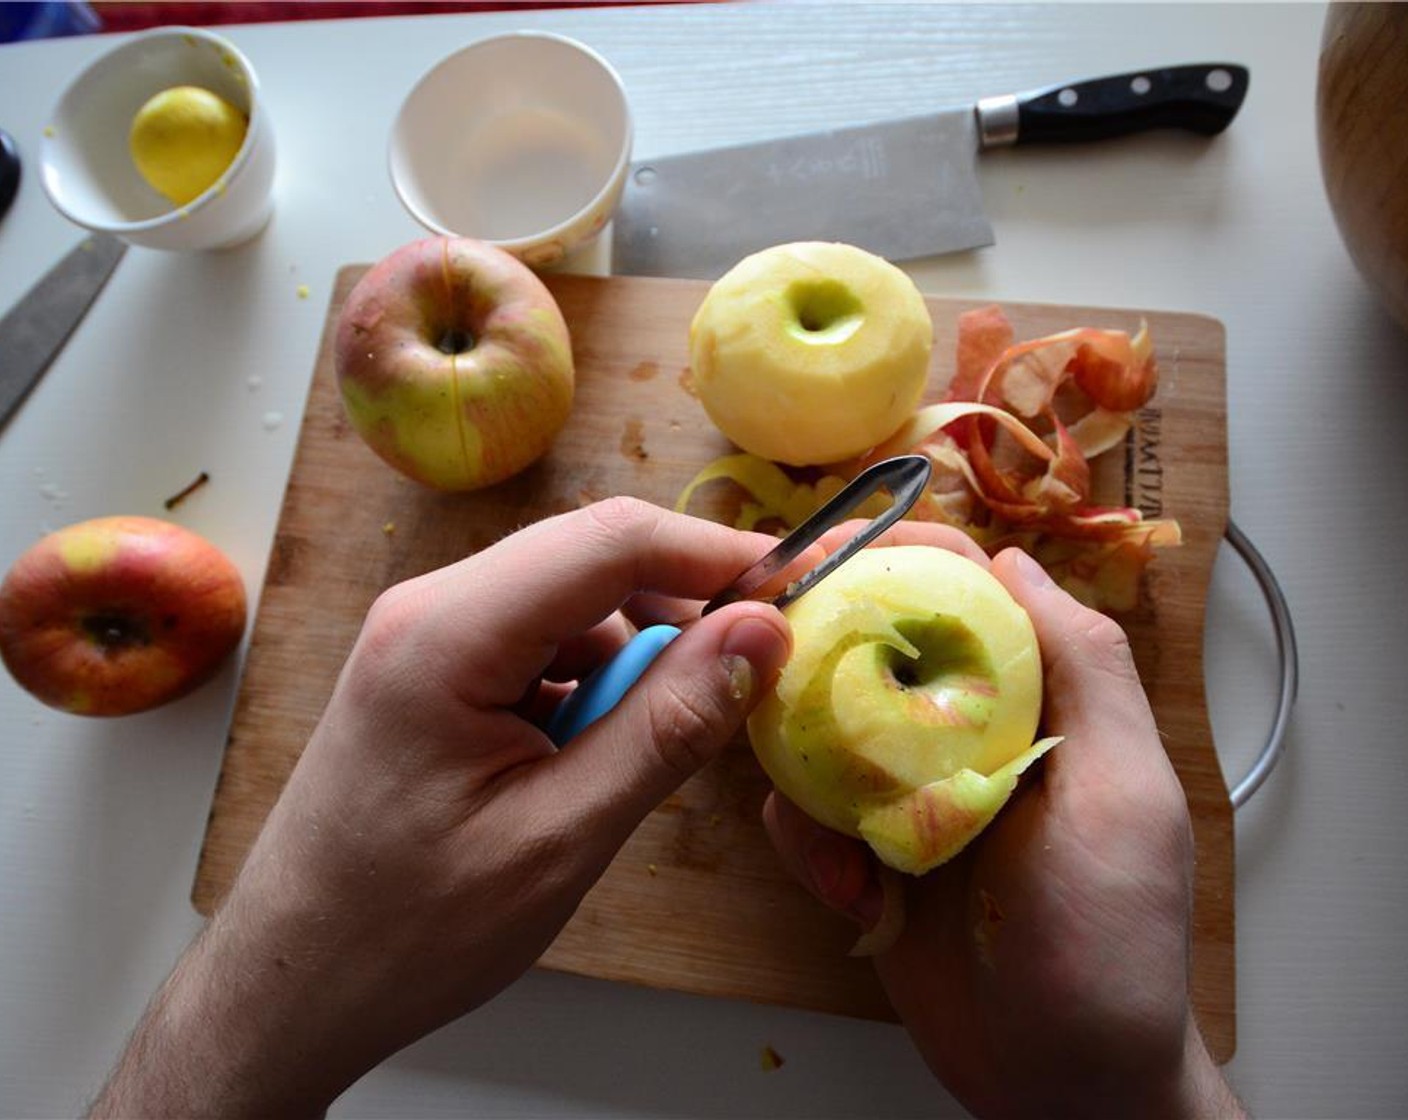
[
  {"xmin": 748, "ymin": 545, "xmax": 1059, "ymax": 875},
  {"xmin": 688, "ymin": 241, "xmax": 933, "ymax": 466}
]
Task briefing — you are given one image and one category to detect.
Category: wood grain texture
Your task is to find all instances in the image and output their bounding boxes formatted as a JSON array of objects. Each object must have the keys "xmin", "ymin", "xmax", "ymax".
[
  {"xmin": 1318, "ymin": 3, "xmax": 1408, "ymax": 330},
  {"xmin": 192, "ymin": 267, "xmax": 1234, "ymax": 1058}
]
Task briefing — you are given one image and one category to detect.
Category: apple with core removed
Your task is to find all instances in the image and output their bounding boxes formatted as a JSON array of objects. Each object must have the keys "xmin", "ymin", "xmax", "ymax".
[
  {"xmin": 748, "ymin": 546, "xmax": 1058, "ymax": 876},
  {"xmin": 0, "ymin": 516, "xmax": 247, "ymax": 717},
  {"xmin": 688, "ymin": 241, "xmax": 933, "ymax": 466},
  {"xmin": 334, "ymin": 237, "xmax": 575, "ymax": 491}
]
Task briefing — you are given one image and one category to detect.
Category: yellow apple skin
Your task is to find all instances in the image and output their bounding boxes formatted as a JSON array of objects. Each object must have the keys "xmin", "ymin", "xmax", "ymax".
[
  {"xmin": 688, "ymin": 242, "xmax": 933, "ymax": 466},
  {"xmin": 748, "ymin": 546, "xmax": 1058, "ymax": 875}
]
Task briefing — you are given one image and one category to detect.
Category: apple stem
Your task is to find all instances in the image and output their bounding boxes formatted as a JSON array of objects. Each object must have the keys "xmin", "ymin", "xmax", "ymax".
[{"xmin": 164, "ymin": 470, "xmax": 211, "ymax": 511}]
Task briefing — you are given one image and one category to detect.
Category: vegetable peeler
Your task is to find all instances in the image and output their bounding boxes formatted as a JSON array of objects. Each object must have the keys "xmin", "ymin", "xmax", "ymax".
[{"xmin": 546, "ymin": 454, "xmax": 933, "ymax": 745}]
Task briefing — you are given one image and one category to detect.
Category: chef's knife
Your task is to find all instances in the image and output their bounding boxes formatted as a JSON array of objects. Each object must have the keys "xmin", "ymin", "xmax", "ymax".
[
  {"xmin": 0, "ymin": 232, "xmax": 127, "ymax": 432},
  {"xmin": 611, "ymin": 63, "xmax": 1249, "ymax": 280}
]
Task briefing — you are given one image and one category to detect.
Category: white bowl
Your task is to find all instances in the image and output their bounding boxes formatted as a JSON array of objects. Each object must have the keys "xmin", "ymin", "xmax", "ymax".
[
  {"xmin": 390, "ymin": 32, "xmax": 632, "ymax": 269},
  {"xmin": 40, "ymin": 26, "xmax": 276, "ymax": 252}
]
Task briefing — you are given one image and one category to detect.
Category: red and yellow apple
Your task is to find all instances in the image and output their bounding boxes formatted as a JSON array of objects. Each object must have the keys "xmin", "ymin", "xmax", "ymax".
[
  {"xmin": 0, "ymin": 516, "xmax": 247, "ymax": 717},
  {"xmin": 688, "ymin": 241, "xmax": 933, "ymax": 466},
  {"xmin": 334, "ymin": 237, "xmax": 575, "ymax": 491},
  {"xmin": 748, "ymin": 545, "xmax": 1058, "ymax": 876}
]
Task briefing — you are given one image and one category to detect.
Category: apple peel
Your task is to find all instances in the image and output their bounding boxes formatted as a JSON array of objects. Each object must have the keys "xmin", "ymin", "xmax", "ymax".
[
  {"xmin": 673, "ymin": 453, "xmax": 887, "ymax": 532},
  {"xmin": 858, "ymin": 735, "xmax": 1061, "ymax": 876},
  {"xmin": 848, "ymin": 864, "xmax": 907, "ymax": 958},
  {"xmin": 677, "ymin": 305, "xmax": 1181, "ymax": 613}
]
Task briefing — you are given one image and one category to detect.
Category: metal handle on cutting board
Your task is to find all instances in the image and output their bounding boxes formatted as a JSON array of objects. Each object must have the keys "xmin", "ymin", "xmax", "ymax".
[{"xmin": 1222, "ymin": 519, "xmax": 1298, "ymax": 809}]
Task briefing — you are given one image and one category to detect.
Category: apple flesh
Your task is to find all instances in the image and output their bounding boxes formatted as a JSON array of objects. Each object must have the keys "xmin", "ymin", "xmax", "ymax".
[
  {"xmin": 688, "ymin": 241, "xmax": 933, "ymax": 466},
  {"xmin": 748, "ymin": 546, "xmax": 1057, "ymax": 875},
  {"xmin": 0, "ymin": 516, "xmax": 247, "ymax": 717},
  {"xmin": 334, "ymin": 237, "xmax": 574, "ymax": 491}
]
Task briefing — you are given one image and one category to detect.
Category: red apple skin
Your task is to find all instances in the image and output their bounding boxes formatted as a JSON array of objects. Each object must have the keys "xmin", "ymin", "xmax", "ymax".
[
  {"xmin": 0, "ymin": 516, "xmax": 247, "ymax": 717},
  {"xmin": 334, "ymin": 237, "xmax": 575, "ymax": 491}
]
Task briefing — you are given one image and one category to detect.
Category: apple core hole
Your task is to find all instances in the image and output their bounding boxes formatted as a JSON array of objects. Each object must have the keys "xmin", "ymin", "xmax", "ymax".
[
  {"xmin": 785, "ymin": 279, "xmax": 863, "ymax": 344},
  {"xmin": 884, "ymin": 617, "xmax": 999, "ymax": 728},
  {"xmin": 893, "ymin": 663, "xmax": 922, "ymax": 689},
  {"xmin": 82, "ymin": 614, "xmax": 151, "ymax": 652},
  {"xmin": 436, "ymin": 328, "xmax": 476, "ymax": 355}
]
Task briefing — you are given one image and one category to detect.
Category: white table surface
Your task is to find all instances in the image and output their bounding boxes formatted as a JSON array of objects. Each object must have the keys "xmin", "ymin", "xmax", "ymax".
[{"xmin": 1, "ymin": 3, "xmax": 1405, "ymax": 1117}]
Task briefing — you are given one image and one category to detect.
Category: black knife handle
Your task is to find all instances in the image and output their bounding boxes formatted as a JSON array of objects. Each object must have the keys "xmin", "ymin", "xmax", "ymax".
[
  {"xmin": 0, "ymin": 129, "xmax": 19, "ymax": 222},
  {"xmin": 977, "ymin": 64, "xmax": 1250, "ymax": 149}
]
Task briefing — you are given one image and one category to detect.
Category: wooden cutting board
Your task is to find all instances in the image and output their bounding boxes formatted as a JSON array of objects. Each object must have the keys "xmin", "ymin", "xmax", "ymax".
[{"xmin": 193, "ymin": 268, "xmax": 1235, "ymax": 1060}]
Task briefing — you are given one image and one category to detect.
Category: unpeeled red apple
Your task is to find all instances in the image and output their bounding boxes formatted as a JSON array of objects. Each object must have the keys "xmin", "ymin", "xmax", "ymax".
[
  {"xmin": 749, "ymin": 545, "xmax": 1057, "ymax": 875},
  {"xmin": 688, "ymin": 241, "xmax": 933, "ymax": 467},
  {"xmin": 0, "ymin": 516, "xmax": 247, "ymax": 717}
]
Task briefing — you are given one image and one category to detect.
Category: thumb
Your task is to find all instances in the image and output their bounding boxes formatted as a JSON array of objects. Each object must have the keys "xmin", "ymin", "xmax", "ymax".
[{"xmin": 550, "ymin": 601, "xmax": 791, "ymax": 837}]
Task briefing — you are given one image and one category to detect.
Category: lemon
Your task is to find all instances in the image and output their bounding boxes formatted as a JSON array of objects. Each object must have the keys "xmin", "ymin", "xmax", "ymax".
[{"xmin": 129, "ymin": 86, "xmax": 247, "ymax": 206}]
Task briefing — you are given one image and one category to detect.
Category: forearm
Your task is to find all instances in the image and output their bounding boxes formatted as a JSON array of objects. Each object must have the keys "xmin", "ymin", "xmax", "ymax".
[{"xmin": 88, "ymin": 895, "xmax": 357, "ymax": 1119}]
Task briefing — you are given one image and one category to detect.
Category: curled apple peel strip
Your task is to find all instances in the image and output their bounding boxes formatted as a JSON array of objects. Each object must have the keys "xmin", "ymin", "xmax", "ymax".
[
  {"xmin": 848, "ymin": 735, "xmax": 1062, "ymax": 958},
  {"xmin": 677, "ymin": 306, "xmax": 1181, "ymax": 613},
  {"xmin": 858, "ymin": 736, "xmax": 1063, "ymax": 878}
]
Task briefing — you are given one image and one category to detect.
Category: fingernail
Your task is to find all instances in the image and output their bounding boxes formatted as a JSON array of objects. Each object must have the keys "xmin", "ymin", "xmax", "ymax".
[
  {"xmin": 1012, "ymin": 548, "xmax": 1054, "ymax": 589},
  {"xmin": 720, "ymin": 614, "xmax": 791, "ymax": 705},
  {"xmin": 720, "ymin": 655, "xmax": 754, "ymax": 703}
]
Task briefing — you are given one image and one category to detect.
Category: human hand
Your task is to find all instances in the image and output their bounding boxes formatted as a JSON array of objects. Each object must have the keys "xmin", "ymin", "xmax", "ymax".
[
  {"xmin": 763, "ymin": 526, "xmax": 1243, "ymax": 1119},
  {"xmin": 90, "ymin": 499, "xmax": 792, "ymax": 1119}
]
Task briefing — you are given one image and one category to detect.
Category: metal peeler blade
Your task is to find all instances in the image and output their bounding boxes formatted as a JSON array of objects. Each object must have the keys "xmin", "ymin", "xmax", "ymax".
[{"xmin": 703, "ymin": 453, "xmax": 933, "ymax": 614}]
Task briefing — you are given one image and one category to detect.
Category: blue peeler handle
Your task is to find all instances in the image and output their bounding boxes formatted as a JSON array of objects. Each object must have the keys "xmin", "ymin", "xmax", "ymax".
[{"xmin": 546, "ymin": 624, "xmax": 681, "ymax": 745}]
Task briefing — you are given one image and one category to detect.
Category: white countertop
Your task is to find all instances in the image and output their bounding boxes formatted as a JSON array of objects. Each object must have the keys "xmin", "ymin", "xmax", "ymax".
[{"xmin": 2, "ymin": 3, "xmax": 1405, "ymax": 1117}]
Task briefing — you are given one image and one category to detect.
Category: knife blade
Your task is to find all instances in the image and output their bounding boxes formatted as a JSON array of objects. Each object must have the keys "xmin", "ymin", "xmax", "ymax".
[
  {"xmin": 0, "ymin": 231, "xmax": 127, "ymax": 432},
  {"xmin": 611, "ymin": 62, "xmax": 1249, "ymax": 280}
]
